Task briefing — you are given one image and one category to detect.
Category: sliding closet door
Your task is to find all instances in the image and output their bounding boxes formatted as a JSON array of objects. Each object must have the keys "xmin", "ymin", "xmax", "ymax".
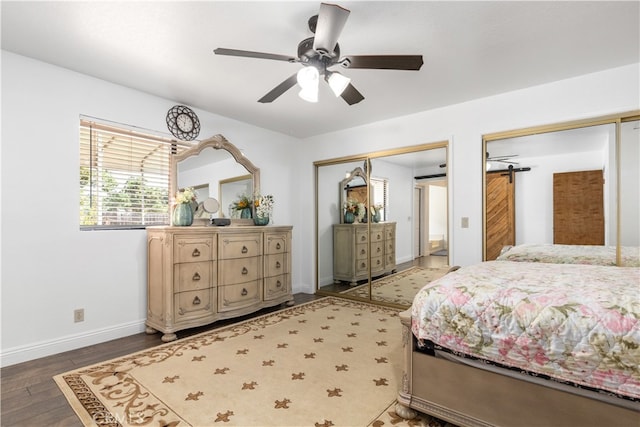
[
  {"xmin": 486, "ymin": 172, "xmax": 515, "ymax": 260},
  {"xmin": 553, "ymin": 170, "xmax": 604, "ymax": 245}
]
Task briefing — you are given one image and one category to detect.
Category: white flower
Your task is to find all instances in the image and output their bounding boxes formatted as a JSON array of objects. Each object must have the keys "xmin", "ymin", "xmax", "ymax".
[
  {"xmin": 175, "ymin": 187, "xmax": 196, "ymax": 204},
  {"xmin": 254, "ymin": 194, "xmax": 274, "ymax": 218}
]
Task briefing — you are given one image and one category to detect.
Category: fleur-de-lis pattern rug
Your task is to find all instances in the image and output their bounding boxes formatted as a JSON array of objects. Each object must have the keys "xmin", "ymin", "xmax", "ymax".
[
  {"xmin": 55, "ymin": 297, "xmax": 450, "ymax": 426},
  {"xmin": 341, "ymin": 267, "xmax": 451, "ymax": 306}
]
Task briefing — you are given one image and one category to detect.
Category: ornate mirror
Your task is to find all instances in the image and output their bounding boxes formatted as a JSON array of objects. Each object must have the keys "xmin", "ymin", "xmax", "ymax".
[{"xmin": 171, "ymin": 134, "xmax": 260, "ymax": 222}]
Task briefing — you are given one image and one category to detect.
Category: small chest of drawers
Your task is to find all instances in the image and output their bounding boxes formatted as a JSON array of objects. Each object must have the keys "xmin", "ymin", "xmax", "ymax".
[
  {"xmin": 333, "ymin": 222, "xmax": 396, "ymax": 285},
  {"xmin": 146, "ymin": 225, "xmax": 293, "ymax": 341}
]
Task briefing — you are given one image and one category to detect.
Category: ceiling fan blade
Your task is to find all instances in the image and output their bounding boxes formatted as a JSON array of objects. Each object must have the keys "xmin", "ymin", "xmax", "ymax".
[
  {"xmin": 214, "ymin": 48, "xmax": 296, "ymax": 63},
  {"xmin": 313, "ymin": 3, "xmax": 350, "ymax": 55},
  {"xmin": 340, "ymin": 83, "xmax": 364, "ymax": 105},
  {"xmin": 342, "ymin": 55, "xmax": 423, "ymax": 70},
  {"xmin": 258, "ymin": 73, "xmax": 299, "ymax": 103}
]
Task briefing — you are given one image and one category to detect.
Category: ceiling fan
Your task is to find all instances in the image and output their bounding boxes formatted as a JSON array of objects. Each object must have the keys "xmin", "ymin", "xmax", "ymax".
[
  {"xmin": 486, "ymin": 152, "xmax": 519, "ymax": 165},
  {"xmin": 214, "ymin": 2, "xmax": 423, "ymax": 105},
  {"xmin": 439, "ymin": 152, "xmax": 519, "ymax": 169}
]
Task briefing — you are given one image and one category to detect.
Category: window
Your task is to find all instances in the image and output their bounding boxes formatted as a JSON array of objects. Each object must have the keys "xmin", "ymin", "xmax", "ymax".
[
  {"xmin": 371, "ymin": 177, "xmax": 388, "ymax": 220},
  {"xmin": 79, "ymin": 119, "xmax": 192, "ymax": 229}
]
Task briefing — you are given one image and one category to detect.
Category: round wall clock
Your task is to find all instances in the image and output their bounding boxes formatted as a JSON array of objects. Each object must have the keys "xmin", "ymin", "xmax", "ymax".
[{"xmin": 166, "ymin": 105, "xmax": 201, "ymax": 141}]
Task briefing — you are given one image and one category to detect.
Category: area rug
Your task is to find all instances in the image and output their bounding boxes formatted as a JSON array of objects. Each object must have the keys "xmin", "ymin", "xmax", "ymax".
[
  {"xmin": 55, "ymin": 297, "xmax": 448, "ymax": 426},
  {"xmin": 341, "ymin": 267, "xmax": 450, "ymax": 306}
]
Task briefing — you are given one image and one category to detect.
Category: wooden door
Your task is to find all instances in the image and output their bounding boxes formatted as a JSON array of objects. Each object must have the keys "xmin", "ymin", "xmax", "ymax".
[
  {"xmin": 485, "ymin": 171, "xmax": 515, "ymax": 260},
  {"xmin": 553, "ymin": 170, "xmax": 604, "ymax": 245}
]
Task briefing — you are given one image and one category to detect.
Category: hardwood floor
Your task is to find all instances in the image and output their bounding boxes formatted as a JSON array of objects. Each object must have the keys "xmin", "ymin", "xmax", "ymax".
[{"xmin": 0, "ymin": 293, "xmax": 321, "ymax": 427}]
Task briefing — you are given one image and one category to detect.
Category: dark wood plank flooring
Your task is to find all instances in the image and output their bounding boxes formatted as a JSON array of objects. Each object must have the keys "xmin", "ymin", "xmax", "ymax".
[{"xmin": 0, "ymin": 293, "xmax": 321, "ymax": 427}]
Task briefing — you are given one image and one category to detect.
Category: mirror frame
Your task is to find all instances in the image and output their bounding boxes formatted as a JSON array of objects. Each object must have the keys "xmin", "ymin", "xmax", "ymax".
[
  {"xmin": 482, "ymin": 110, "xmax": 640, "ymax": 265},
  {"xmin": 314, "ymin": 141, "xmax": 450, "ymax": 308},
  {"xmin": 339, "ymin": 166, "xmax": 367, "ymax": 224},
  {"xmin": 170, "ymin": 134, "xmax": 260, "ymax": 217}
]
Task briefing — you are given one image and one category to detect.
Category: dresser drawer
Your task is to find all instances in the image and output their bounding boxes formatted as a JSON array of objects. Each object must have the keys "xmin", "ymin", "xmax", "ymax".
[
  {"xmin": 174, "ymin": 261, "xmax": 215, "ymax": 293},
  {"xmin": 219, "ymin": 257, "xmax": 261, "ymax": 285},
  {"xmin": 356, "ymin": 229, "xmax": 368, "ymax": 244},
  {"xmin": 174, "ymin": 288, "xmax": 215, "ymax": 323},
  {"xmin": 385, "ymin": 253, "xmax": 396, "ymax": 269},
  {"xmin": 264, "ymin": 253, "xmax": 286, "ymax": 277},
  {"xmin": 371, "ymin": 241, "xmax": 384, "ymax": 258},
  {"xmin": 385, "ymin": 226, "xmax": 395, "ymax": 240},
  {"xmin": 174, "ymin": 236, "xmax": 214, "ymax": 263},
  {"xmin": 265, "ymin": 233, "xmax": 288, "ymax": 254},
  {"xmin": 371, "ymin": 255, "xmax": 385, "ymax": 274},
  {"xmin": 371, "ymin": 229, "xmax": 385, "ymax": 242},
  {"xmin": 219, "ymin": 234, "xmax": 262, "ymax": 259},
  {"xmin": 385, "ymin": 239, "xmax": 395, "ymax": 254},
  {"xmin": 356, "ymin": 243, "xmax": 368, "ymax": 260},
  {"xmin": 355, "ymin": 258, "xmax": 369, "ymax": 276},
  {"xmin": 264, "ymin": 274, "xmax": 289, "ymax": 300},
  {"xmin": 218, "ymin": 280, "xmax": 261, "ymax": 312}
]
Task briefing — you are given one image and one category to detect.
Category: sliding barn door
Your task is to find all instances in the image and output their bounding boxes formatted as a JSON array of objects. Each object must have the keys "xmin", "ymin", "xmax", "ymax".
[
  {"xmin": 486, "ymin": 171, "xmax": 515, "ymax": 260},
  {"xmin": 553, "ymin": 170, "xmax": 604, "ymax": 245}
]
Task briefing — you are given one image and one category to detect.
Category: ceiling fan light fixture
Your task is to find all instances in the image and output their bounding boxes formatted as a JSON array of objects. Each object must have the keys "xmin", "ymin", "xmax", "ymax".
[
  {"xmin": 298, "ymin": 86, "xmax": 319, "ymax": 103},
  {"xmin": 297, "ymin": 66, "xmax": 319, "ymax": 89},
  {"xmin": 327, "ymin": 71, "xmax": 350, "ymax": 97}
]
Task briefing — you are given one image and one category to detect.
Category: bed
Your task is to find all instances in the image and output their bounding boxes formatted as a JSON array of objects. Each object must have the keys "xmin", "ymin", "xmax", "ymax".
[
  {"xmin": 496, "ymin": 243, "xmax": 640, "ymax": 267},
  {"xmin": 396, "ymin": 260, "xmax": 640, "ymax": 426}
]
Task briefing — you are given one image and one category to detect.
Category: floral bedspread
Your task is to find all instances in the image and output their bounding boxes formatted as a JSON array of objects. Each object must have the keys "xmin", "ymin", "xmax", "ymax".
[
  {"xmin": 496, "ymin": 243, "xmax": 640, "ymax": 267},
  {"xmin": 411, "ymin": 261, "xmax": 640, "ymax": 399}
]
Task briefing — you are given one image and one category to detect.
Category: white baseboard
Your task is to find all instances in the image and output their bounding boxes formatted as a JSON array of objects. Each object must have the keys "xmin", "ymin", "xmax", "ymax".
[{"xmin": 0, "ymin": 320, "xmax": 147, "ymax": 367}]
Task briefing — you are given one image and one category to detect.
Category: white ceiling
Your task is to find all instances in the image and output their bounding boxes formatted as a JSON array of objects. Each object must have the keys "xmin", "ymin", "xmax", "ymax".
[{"xmin": 2, "ymin": 1, "xmax": 639, "ymax": 139}]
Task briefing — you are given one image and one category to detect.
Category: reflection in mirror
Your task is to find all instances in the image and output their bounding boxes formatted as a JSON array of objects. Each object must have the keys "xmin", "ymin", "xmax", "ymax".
[
  {"xmin": 484, "ymin": 115, "xmax": 640, "ymax": 268},
  {"xmin": 171, "ymin": 134, "xmax": 259, "ymax": 224},
  {"xmin": 219, "ymin": 174, "xmax": 252, "ymax": 218},
  {"xmin": 315, "ymin": 143, "xmax": 450, "ymax": 308},
  {"xmin": 316, "ymin": 160, "xmax": 370, "ymax": 300},
  {"xmin": 619, "ymin": 119, "xmax": 640, "ymax": 266},
  {"xmin": 484, "ymin": 124, "xmax": 615, "ymax": 260},
  {"xmin": 367, "ymin": 148, "xmax": 449, "ymax": 306}
]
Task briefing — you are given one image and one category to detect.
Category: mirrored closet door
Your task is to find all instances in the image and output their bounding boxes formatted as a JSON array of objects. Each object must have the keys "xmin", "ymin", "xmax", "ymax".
[
  {"xmin": 482, "ymin": 112, "xmax": 639, "ymax": 266},
  {"xmin": 315, "ymin": 142, "xmax": 450, "ymax": 308}
]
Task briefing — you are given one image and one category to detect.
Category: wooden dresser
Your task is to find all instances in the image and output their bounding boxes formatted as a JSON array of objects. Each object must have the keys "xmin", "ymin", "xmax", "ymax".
[
  {"xmin": 333, "ymin": 222, "xmax": 396, "ymax": 285},
  {"xmin": 146, "ymin": 225, "xmax": 293, "ymax": 341}
]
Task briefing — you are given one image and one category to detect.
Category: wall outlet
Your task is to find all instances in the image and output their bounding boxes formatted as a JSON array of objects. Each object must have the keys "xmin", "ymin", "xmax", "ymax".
[
  {"xmin": 461, "ymin": 217, "xmax": 469, "ymax": 228},
  {"xmin": 74, "ymin": 308, "xmax": 84, "ymax": 323}
]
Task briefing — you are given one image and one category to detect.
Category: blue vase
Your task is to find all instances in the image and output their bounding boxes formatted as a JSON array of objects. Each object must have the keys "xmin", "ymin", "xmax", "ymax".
[
  {"xmin": 344, "ymin": 211, "xmax": 355, "ymax": 224},
  {"xmin": 254, "ymin": 215, "xmax": 269, "ymax": 226},
  {"xmin": 373, "ymin": 212, "xmax": 381, "ymax": 223},
  {"xmin": 241, "ymin": 207, "xmax": 252, "ymax": 219},
  {"xmin": 173, "ymin": 203, "xmax": 193, "ymax": 226}
]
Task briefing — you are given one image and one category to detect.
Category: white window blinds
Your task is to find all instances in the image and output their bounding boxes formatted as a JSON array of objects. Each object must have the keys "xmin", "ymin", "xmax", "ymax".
[{"xmin": 79, "ymin": 119, "xmax": 192, "ymax": 229}]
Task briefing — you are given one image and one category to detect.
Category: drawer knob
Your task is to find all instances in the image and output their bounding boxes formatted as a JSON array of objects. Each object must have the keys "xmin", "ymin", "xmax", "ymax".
[
  {"xmin": 192, "ymin": 272, "xmax": 201, "ymax": 281},
  {"xmin": 193, "ymin": 296, "xmax": 201, "ymax": 305},
  {"xmin": 360, "ymin": 235, "xmax": 366, "ymax": 241},
  {"xmin": 276, "ymin": 242, "xmax": 281, "ymax": 250},
  {"xmin": 360, "ymin": 262, "xmax": 366, "ymax": 268},
  {"xmin": 241, "ymin": 288, "xmax": 248, "ymax": 296},
  {"xmin": 275, "ymin": 261, "xmax": 281, "ymax": 269},
  {"xmin": 276, "ymin": 280, "xmax": 282, "ymax": 288},
  {"xmin": 377, "ymin": 247, "xmax": 381, "ymax": 253},
  {"xmin": 377, "ymin": 259, "xmax": 381, "ymax": 265},
  {"xmin": 360, "ymin": 249, "xmax": 366, "ymax": 255},
  {"xmin": 192, "ymin": 248, "xmax": 201, "ymax": 258},
  {"xmin": 242, "ymin": 267, "xmax": 248, "ymax": 275},
  {"xmin": 241, "ymin": 245, "xmax": 248, "ymax": 254}
]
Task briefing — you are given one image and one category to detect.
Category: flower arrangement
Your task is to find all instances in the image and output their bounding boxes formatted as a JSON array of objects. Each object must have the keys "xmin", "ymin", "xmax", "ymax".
[
  {"xmin": 175, "ymin": 187, "xmax": 197, "ymax": 204},
  {"xmin": 232, "ymin": 194, "xmax": 252, "ymax": 212},
  {"xmin": 254, "ymin": 193, "xmax": 274, "ymax": 218},
  {"xmin": 343, "ymin": 198, "xmax": 361, "ymax": 214},
  {"xmin": 370, "ymin": 203, "xmax": 383, "ymax": 214}
]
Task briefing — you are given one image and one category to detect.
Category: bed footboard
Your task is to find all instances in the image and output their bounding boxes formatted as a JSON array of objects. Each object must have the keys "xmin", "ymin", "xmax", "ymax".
[{"xmin": 396, "ymin": 310, "xmax": 639, "ymax": 427}]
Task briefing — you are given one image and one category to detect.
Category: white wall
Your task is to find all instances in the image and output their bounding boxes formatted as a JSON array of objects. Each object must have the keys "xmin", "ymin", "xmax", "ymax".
[
  {"xmin": 2, "ymin": 49, "xmax": 638, "ymax": 366},
  {"xmin": 0, "ymin": 51, "xmax": 300, "ymax": 366}
]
